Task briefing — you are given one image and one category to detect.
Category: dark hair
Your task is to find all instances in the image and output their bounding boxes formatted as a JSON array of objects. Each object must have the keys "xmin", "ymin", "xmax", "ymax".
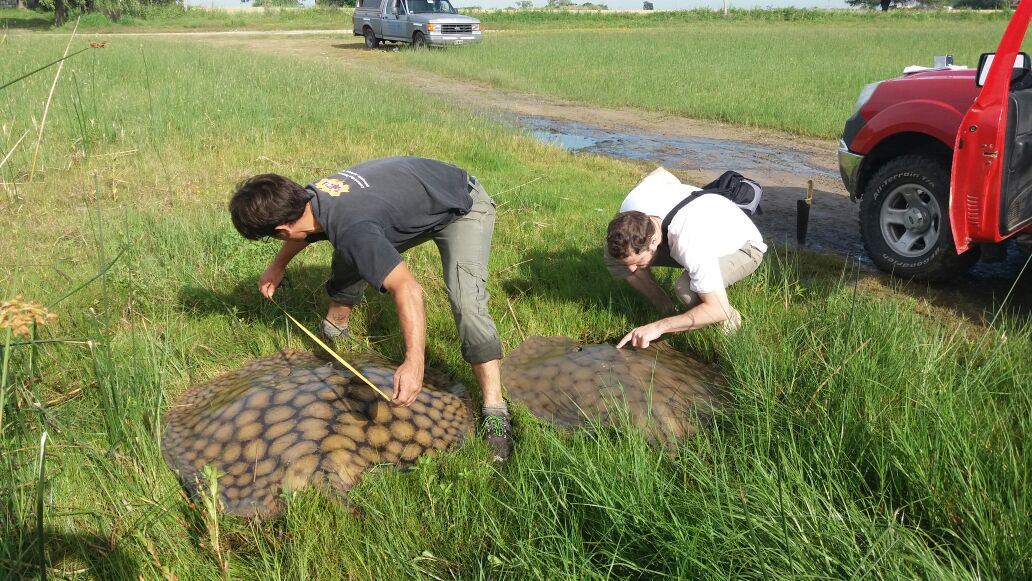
[
  {"xmin": 606, "ymin": 211, "xmax": 655, "ymax": 259},
  {"xmin": 229, "ymin": 174, "xmax": 311, "ymax": 240}
]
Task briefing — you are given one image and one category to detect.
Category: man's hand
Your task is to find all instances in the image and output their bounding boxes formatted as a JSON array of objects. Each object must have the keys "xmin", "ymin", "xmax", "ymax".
[
  {"xmin": 259, "ymin": 240, "xmax": 309, "ymax": 299},
  {"xmin": 616, "ymin": 322, "xmax": 665, "ymax": 349},
  {"xmin": 392, "ymin": 358, "xmax": 424, "ymax": 407},
  {"xmin": 258, "ymin": 264, "xmax": 285, "ymax": 299}
]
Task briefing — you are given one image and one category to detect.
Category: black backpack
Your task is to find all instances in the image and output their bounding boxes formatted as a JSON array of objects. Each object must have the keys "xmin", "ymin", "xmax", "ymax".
[{"xmin": 660, "ymin": 171, "xmax": 762, "ymax": 245}]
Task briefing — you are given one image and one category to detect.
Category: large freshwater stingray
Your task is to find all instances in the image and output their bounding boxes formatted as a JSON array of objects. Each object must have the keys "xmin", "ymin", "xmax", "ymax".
[
  {"xmin": 162, "ymin": 350, "xmax": 471, "ymax": 518},
  {"xmin": 501, "ymin": 336, "xmax": 726, "ymax": 443}
]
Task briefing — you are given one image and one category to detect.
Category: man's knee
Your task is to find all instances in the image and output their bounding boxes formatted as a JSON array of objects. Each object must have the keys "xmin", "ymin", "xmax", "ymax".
[{"xmin": 720, "ymin": 243, "xmax": 764, "ymax": 287}]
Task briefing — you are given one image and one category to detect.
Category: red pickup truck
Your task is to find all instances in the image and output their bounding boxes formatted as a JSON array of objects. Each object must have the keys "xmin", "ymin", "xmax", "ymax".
[{"xmin": 838, "ymin": 4, "xmax": 1032, "ymax": 280}]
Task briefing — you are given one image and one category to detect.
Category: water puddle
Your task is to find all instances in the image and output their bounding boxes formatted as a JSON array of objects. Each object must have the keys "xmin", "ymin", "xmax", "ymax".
[{"xmin": 515, "ymin": 114, "xmax": 838, "ymax": 179}]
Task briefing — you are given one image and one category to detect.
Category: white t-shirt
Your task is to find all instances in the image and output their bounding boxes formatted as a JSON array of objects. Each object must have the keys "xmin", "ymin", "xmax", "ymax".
[
  {"xmin": 620, "ymin": 169, "xmax": 767, "ymax": 294},
  {"xmin": 619, "ymin": 167, "xmax": 701, "ymax": 216}
]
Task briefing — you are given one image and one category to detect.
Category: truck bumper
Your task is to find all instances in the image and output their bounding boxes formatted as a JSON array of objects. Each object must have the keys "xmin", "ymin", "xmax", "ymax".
[
  {"xmin": 428, "ymin": 33, "xmax": 483, "ymax": 46},
  {"xmin": 838, "ymin": 139, "xmax": 864, "ymax": 202}
]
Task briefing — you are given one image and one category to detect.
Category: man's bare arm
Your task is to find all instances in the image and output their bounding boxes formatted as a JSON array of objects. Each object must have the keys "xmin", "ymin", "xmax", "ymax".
[
  {"xmin": 617, "ymin": 287, "xmax": 735, "ymax": 348},
  {"xmin": 259, "ymin": 240, "xmax": 309, "ymax": 299},
  {"xmin": 624, "ymin": 268, "xmax": 676, "ymax": 314},
  {"xmin": 382, "ymin": 261, "xmax": 426, "ymax": 406}
]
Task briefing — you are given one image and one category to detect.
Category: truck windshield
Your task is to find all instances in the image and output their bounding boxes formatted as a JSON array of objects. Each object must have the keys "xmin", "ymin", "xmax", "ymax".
[{"xmin": 406, "ymin": 0, "xmax": 456, "ymax": 13}]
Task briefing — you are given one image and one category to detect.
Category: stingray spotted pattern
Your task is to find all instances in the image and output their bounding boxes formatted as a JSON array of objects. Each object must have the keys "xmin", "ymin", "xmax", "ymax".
[
  {"xmin": 501, "ymin": 336, "xmax": 726, "ymax": 442},
  {"xmin": 162, "ymin": 350, "xmax": 471, "ymax": 518}
]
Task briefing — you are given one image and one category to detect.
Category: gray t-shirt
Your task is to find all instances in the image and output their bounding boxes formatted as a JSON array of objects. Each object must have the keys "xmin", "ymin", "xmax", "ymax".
[{"xmin": 306, "ymin": 157, "xmax": 472, "ymax": 291}]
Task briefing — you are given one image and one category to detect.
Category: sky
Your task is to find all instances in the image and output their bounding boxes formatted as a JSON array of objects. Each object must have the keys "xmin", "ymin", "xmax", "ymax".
[{"xmin": 451, "ymin": 0, "xmax": 850, "ymax": 10}]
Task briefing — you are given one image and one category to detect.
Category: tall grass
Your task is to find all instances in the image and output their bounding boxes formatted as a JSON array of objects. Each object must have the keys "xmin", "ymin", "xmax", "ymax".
[
  {"xmin": 472, "ymin": 6, "xmax": 1015, "ymax": 28},
  {"xmin": 399, "ymin": 18, "xmax": 1032, "ymax": 137},
  {"xmin": 1, "ymin": 29, "xmax": 1029, "ymax": 579},
  {"xmin": 0, "ymin": 6, "xmax": 355, "ymax": 32}
]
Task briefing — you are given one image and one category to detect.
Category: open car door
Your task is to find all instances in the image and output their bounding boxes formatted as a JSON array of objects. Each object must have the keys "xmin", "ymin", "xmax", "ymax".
[{"xmin": 950, "ymin": 1, "xmax": 1032, "ymax": 253}]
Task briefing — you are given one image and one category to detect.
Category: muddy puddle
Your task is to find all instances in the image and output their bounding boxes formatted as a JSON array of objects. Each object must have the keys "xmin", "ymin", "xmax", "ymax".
[{"xmin": 515, "ymin": 115, "xmax": 839, "ymax": 180}]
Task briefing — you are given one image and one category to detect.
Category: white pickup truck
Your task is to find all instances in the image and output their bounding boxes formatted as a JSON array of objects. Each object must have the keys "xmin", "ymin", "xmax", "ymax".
[{"xmin": 352, "ymin": 0, "xmax": 483, "ymax": 48}]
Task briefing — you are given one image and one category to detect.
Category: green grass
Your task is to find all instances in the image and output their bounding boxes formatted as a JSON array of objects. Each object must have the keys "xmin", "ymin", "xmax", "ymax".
[
  {"xmin": 472, "ymin": 6, "xmax": 1016, "ymax": 29},
  {"xmin": 0, "ymin": 7, "xmax": 54, "ymax": 30},
  {"xmin": 1, "ymin": 5, "xmax": 355, "ymax": 32},
  {"xmin": 5, "ymin": 8, "xmax": 1027, "ymax": 137},
  {"xmin": 1, "ymin": 26, "xmax": 1030, "ymax": 579},
  {"xmin": 396, "ymin": 17, "xmax": 1032, "ymax": 137}
]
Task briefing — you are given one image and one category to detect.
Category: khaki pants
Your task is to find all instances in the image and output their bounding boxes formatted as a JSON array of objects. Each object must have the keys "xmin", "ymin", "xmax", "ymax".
[
  {"xmin": 326, "ymin": 178, "xmax": 503, "ymax": 364},
  {"xmin": 673, "ymin": 243, "xmax": 764, "ymax": 308},
  {"xmin": 605, "ymin": 242, "xmax": 764, "ymax": 307}
]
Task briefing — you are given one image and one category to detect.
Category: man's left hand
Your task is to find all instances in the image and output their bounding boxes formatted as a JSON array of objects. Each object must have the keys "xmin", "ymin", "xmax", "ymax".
[
  {"xmin": 392, "ymin": 358, "xmax": 424, "ymax": 407},
  {"xmin": 616, "ymin": 323, "xmax": 664, "ymax": 349}
]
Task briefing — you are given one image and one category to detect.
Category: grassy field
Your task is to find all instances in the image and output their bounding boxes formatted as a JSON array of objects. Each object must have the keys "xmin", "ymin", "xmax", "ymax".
[
  {"xmin": 396, "ymin": 18, "xmax": 1027, "ymax": 137},
  {"xmin": 0, "ymin": 5, "xmax": 355, "ymax": 31},
  {"xmin": 5, "ymin": 8, "xmax": 1025, "ymax": 138},
  {"xmin": 0, "ymin": 5, "xmax": 1016, "ymax": 32},
  {"xmin": 1, "ymin": 15, "xmax": 1030, "ymax": 580}
]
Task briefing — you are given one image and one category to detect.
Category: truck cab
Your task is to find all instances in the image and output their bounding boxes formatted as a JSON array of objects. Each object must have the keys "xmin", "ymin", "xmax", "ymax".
[
  {"xmin": 838, "ymin": 4, "xmax": 1032, "ymax": 280},
  {"xmin": 352, "ymin": 0, "xmax": 483, "ymax": 49}
]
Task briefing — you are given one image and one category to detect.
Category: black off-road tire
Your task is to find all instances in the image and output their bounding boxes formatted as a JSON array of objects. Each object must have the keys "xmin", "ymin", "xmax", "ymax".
[
  {"xmin": 860, "ymin": 155, "xmax": 979, "ymax": 281},
  {"xmin": 363, "ymin": 27, "xmax": 380, "ymax": 49},
  {"xmin": 412, "ymin": 31, "xmax": 427, "ymax": 49}
]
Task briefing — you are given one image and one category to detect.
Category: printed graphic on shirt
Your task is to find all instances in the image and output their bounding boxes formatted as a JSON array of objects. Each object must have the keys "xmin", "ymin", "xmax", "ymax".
[
  {"xmin": 339, "ymin": 170, "xmax": 370, "ymax": 189},
  {"xmin": 313, "ymin": 178, "xmax": 349, "ymax": 197}
]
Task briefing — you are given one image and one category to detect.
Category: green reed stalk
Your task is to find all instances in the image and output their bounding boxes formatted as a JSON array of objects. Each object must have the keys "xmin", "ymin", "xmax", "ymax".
[
  {"xmin": 35, "ymin": 430, "xmax": 47, "ymax": 581},
  {"xmin": 0, "ymin": 328, "xmax": 11, "ymax": 436}
]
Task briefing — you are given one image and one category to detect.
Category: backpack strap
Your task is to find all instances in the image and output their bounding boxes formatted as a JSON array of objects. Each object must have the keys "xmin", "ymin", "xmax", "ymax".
[{"xmin": 659, "ymin": 192, "xmax": 704, "ymax": 250}]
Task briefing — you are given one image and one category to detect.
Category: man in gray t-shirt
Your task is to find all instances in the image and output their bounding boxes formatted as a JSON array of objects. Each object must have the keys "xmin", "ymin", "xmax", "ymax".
[{"xmin": 229, "ymin": 157, "xmax": 513, "ymax": 462}]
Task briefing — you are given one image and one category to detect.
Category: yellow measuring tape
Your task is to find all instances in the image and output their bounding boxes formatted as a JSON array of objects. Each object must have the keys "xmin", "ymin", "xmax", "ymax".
[{"xmin": 271, "ymin": 299, "xmax": 391, "ymax": 403}]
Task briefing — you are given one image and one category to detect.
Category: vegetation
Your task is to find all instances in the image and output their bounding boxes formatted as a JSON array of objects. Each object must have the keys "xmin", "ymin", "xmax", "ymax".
[
  {"xmin": 0, "ymin": 5, "xmax": 356, "ymax": 30},
  {"xmin": 1, "ymin": 16, "xmax": 1030, "ymax": 580},
  {"xmin": 1, "ymin": 4, "xmax": 1021, "ymax": 30},
  {"xmin": 846, "ymin": 0, "xmax": 1009, "ymax": 11},
  {"xmin": 397, "ymin": 17, "xmax": 1024, "ymax": 138}
]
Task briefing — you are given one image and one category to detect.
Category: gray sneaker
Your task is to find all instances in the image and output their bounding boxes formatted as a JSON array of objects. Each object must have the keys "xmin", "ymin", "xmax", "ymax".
[
  {"xmin": 482, "ymin": 413, "xmax": 513, "ymax": 463},
  {"xmin": 319, "ymin": 319, "xmax": 349, "ymax": 341}
]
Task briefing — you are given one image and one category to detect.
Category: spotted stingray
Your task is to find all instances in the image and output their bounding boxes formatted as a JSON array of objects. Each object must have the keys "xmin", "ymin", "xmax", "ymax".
[
  {"xmin": 161, "ymin": 350, "xmax": 471, "ymax": 519},
  {"xmin": 501, "ymin": 336, "xmax": 726, "ymax": 443}
]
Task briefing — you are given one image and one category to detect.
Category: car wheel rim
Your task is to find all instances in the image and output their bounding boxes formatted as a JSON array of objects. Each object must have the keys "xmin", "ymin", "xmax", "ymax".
[{"xmin": 879, "ymin": 183, "xmax": 941, "ymax": 258}]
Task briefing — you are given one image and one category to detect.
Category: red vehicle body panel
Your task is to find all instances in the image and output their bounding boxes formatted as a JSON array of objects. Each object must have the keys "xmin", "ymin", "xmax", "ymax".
[
  {"xmin": 950, "ymin": 1, "xmax": 1032, "ymax": 253},
  {"xmin": 850, "ymin": 74, "xmax": 978, "ymax": 157}
]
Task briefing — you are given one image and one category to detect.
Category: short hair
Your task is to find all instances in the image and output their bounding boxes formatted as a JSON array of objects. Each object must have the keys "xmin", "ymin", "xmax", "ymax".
[
  {"xmin": 606, "ymin": 211, "xmax": 655, "ymax": 259},
  {"xmin": 229, "ymin": 174, "xmax": 311, "ymax": 240}
]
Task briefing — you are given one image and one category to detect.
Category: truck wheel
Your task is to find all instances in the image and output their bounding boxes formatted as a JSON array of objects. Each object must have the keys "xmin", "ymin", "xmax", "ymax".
[
  {"xmin": 412, "ymin": 31, "xmax": 427, "ymax": 49},
  {"xmin": 860, "ymin": 155, "xmax": 979, "ymax": 281},
  {"xmin": 363, "ymin": 27, "xmax": 380, "ymax": 49}
]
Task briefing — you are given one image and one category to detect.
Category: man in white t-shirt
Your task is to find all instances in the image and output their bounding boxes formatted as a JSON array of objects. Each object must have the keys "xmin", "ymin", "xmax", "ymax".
[{"xmin": 605, "ymin": 167, "xmax": 767, "ymax": 348}]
